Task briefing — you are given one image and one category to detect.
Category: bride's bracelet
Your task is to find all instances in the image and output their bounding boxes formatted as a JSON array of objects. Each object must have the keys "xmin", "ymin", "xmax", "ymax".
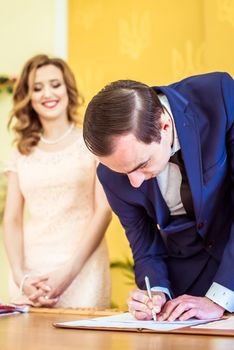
[{"xmin": 19, "ymin": 274, "xmax": 29, "ymax": 295}]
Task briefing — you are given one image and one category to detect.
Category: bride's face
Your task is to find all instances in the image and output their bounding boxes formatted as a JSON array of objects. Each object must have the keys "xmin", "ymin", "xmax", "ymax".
[{"xmin": 29, "ymin": 64, "xmax": 69, "ymax": 123}]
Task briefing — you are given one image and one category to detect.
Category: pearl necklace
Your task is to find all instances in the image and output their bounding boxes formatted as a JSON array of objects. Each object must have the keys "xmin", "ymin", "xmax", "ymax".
[{"xmin": 40, "ymin": 123, "xmax": 75, "ymax": 145}]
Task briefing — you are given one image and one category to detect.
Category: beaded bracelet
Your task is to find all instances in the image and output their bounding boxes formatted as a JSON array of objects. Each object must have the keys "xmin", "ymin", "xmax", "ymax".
[{"xmin": 19, "ymin": 274, "xmax": 29, "ymax": 295}]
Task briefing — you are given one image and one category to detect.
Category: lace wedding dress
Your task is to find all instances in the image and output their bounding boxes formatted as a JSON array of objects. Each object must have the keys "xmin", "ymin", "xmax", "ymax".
[{"xmin": 5, "ymin": 128, "xmax": 111, "ymax": 308}]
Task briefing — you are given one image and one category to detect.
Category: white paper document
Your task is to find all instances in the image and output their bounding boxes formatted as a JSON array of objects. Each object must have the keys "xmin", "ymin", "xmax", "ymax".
[
  {"xmin": 56, "ymin": 312, "xmax": 214, "ymax": 331},
  {"xmin": 193, "ymin": 316, "xmax": 234, "ymax": 330}
]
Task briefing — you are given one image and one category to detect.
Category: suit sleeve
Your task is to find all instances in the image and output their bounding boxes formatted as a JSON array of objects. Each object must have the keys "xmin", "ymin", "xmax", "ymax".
[
  {"xmin": 206, "ymin": 73, "xmax": 234, "ymax": 304},
  {"xmin": 97, "ymin": 168, "xmax": 172, "ymax": 291}
]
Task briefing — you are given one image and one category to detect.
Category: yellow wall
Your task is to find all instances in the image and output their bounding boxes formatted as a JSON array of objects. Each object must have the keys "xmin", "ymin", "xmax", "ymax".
[
  {"xmin": 0, "ymin": 0, "xmax": 58, "ymax": 302},
  {"xmin": 68, "ymin": 0, "xmax": 234, "ymax": 307}
]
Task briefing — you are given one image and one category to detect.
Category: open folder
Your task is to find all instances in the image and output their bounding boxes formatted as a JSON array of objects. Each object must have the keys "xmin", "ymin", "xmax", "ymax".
[{"xmin": 53, "ymin": 312, "xmax": 234, "ymax": 336}]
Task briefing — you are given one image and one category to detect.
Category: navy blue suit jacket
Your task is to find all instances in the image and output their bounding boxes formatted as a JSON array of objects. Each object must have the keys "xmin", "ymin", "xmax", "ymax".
[{"xmin": 97, "ymin": 72, "xmax": 234, "ymax": 297}]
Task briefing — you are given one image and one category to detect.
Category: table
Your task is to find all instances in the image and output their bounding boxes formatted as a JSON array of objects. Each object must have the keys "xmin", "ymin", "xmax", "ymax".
[{"xmin": 1, "ymin": 311, "xmax": 234, "ymax": 350}]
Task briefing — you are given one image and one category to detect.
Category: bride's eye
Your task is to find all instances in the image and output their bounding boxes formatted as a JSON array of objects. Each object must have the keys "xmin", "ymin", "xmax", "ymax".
[{"xmin": 33, "ymin": 84, "xmax": 42, "ymax": 92}]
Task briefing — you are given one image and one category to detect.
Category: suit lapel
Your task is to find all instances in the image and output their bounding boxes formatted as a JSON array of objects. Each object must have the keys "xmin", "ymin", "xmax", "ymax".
[
  {"xmin": 140, "ymin": 179, "xmax": 170, "ymax": 229},
  {"xmin": 153, "ymin": 86, "xmax": 203, "ymax": 220}
]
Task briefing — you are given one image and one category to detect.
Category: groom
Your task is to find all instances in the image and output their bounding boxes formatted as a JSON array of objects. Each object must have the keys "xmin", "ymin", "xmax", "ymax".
[{"xmin": 83, "ymin": 73, "xmax": 234, "ymax": 321}]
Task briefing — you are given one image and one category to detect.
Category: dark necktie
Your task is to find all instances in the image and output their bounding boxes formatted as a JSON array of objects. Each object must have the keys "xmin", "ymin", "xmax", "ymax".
[{"xmin": 169, "ymin": 150, "xmax": 195, "ymax": 219}]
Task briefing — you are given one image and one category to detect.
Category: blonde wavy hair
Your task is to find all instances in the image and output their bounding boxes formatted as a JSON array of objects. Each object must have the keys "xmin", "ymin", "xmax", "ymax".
[{"xmin": 9, "ymin": 54, "xmax": 83, "ymax": 155}]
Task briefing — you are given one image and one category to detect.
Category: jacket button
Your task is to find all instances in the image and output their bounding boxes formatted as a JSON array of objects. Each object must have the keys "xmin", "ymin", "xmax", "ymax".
[
  {"xmin": 197, "ymin": 222, "xmax": 204, "ymax": 230},
  {"xmin": 206, "ymin": 240, "xmax": 215, "ymax": 249}
]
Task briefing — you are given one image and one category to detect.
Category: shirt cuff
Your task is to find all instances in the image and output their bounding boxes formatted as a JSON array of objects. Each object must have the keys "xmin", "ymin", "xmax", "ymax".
[
  {"xmin": 151, "ymin": 286, "xmax": 172, "ymax": 300},
  {"xmin": 206, "ymin": 282, "xmax": 234, "ymax": 312}
]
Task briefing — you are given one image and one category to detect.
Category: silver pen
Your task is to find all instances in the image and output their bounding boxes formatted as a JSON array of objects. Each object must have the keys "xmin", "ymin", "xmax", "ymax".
[{"xmin": 145, "ymin": 276, "xmax": 157, "ymax": 321}]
